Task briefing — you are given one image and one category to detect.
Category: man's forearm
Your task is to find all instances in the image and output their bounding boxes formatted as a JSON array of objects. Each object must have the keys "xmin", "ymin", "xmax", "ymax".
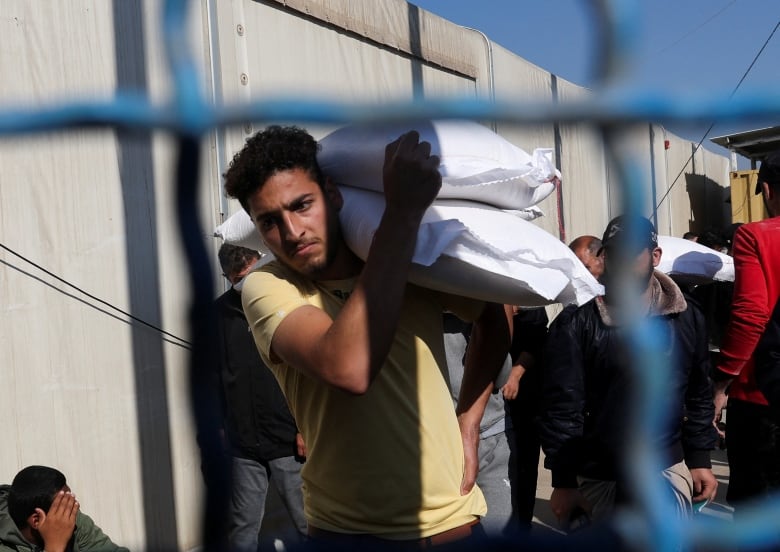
[
  {"xmin": 456, "ymin": 303, "xmax": 512, "ymax": 421},
  {"xmin": 320, "ymin": 209, "xmax": 426, "ymax": 392},
  {"xmin": 267, "ymin": 132, "xmax": 444, "ymax": 393},
  {"xmin": 712, "ymin": 376, "xmax": 733, "ymax": 395}
]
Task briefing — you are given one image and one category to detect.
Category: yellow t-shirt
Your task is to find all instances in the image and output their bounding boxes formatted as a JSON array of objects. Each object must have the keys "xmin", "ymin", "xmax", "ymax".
[{"xmin": 241, "ymin": 261, "xmax": 487, "ymax": 539}]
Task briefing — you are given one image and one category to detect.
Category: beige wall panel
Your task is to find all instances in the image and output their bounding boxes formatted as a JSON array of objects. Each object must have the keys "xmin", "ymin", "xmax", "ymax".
[
  {"xmin": 557, "ymin": 122, "xmax": 611, "ymax": 240},
  {"xmin": 699, "ymin": 148, "xmax": 731, "ymax": 230},
  {"xmin": 247, "ymin": 8, "xmax": 474, "ymax": 100},
  {"xmin": 0, "ymin": 128, "xmax": 146, "ymax": 549},
  {"xmin": 658, "ymin": 135, "xmax": 694, "ymax": 236},
  {"xmin": 555, "ymin": 81, "xmax": 610, "ymax": 242},
  {"xmin": 1, "ymin": 1, "xmax": 214, "ymax": 550},
  {"xmin": 0, "ymin": 0, "xmax": 146, "ymax": 547},
  {"xmin": 647, "ymin": 124, "xmax": 670, "ymax": 233},
  {"xmin": 0, "ymin": 1, "xmax": 117, "ymax": 103},
  {"xmin": 491, "ymin": 44, "xmax": 555, "ymax": 152},
  {"xmin": 142, "ymin": 4, "xmax": 217, "ymax": 551},
  {"xmin": 488, "ymin": 45, "xmax": 559, "ymax": 237}
]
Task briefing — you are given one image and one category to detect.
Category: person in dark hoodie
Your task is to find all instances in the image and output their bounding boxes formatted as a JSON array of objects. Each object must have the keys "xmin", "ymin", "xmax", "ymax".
[
  {"xmin": 211, "ymin": 243, "xmax": 307, "ymax": 551},
  {"xmin": 0, "ymin": 466, "xmax": 127, "ymax": 552},
  {"xmin": 538, "ymin": 215, "xmax": 718, "ymax": 530}
]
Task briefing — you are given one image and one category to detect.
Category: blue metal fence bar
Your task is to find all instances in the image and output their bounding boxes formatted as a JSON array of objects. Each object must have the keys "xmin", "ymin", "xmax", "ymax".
[
  {"xmin": 1, "ymin": 92, "xmax": 779, "ymax": 137},
  {"xmin": 604, "ymin": 135, "xmax": 691, "ymax": 552}
]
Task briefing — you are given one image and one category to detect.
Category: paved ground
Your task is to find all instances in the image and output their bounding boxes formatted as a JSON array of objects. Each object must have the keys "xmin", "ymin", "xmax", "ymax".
[{"xmin": 530, "ymin": 447, "xmax": 734, "ymax": 534}]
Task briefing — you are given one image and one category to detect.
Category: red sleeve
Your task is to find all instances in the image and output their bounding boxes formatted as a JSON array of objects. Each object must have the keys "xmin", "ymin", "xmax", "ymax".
[{"xmin": 717, "ymin": 225, "xmax": 771, "ymax": 376}]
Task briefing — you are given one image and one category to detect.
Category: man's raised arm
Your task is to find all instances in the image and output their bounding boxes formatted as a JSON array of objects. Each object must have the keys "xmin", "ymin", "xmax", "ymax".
[{"xmin": 268, "ymin": 131, "xmax": 441, "ymax": 394}]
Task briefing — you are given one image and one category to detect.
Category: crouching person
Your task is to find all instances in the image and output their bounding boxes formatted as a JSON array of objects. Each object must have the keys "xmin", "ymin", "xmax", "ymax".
[{"xmin": 0, "ymin": 466, "xmax": 128, "ymax": 552}]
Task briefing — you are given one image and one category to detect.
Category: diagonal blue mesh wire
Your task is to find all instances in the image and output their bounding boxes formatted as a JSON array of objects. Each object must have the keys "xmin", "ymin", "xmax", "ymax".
[{"xmin": 2, "ymin": 1, "xmax": 780, "ymax": 551}]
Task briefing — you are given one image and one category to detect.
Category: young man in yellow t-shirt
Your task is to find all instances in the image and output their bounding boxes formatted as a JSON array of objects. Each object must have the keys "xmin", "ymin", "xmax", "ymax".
[{"xmin": 223, "ymin": 125, "xmax": 510, "ymax": 546}]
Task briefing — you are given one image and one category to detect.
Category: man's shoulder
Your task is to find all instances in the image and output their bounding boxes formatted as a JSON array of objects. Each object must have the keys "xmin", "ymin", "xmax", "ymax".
[
  {"xmin": 244, "ymin": 260, "xmax": 317, "ymax": 297},
  {"xmin": 570, "ymin": 298, "xmax": 599, "ymax": 318},
  {"xmin": 74, "ymin": 511, "xmax": 128, "ymax": 552},
  {"xmin": 735, "ymin": 218, "xmax": 780, "ymax": 262},
  {"xmin": 0, "ymin": 488, "xmax": 28, "ymax": 552},
  {"xmin": 552, "ymin": 299, "xmax": 598, "ymax": 328},
  {"xmin": 257, "ymin": 260, "xmax": 296, "ymax": 282},
  {"xmin": 214, "ymin": 287, "xmax": 239, "ymax": 308},
  {"xmin": 740, "ymin": 217, "xmax": 780, "ymax": 239}
]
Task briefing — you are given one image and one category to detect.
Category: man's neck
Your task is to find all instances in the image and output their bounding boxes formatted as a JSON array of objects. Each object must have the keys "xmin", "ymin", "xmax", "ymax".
[
  {"xmin": 604, "ymin": 274, "xmax": 657, "ymax": 313},
  {"xmin": 310, "ymin": 245, "xmax": 363, "ymax": 282},
  {"xmin": 640, "ymin": 277, "xmax": 657, "ymax": 312}
]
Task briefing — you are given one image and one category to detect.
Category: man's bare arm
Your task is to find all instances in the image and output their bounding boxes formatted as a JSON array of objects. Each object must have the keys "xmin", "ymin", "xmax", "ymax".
[
  {"xmin": 456, "ymin": 303, "xmax": 513, "ymax": 493},
  {"xmin": 271, "ymin": 131, "xmax": 441, "ymax": 394}
]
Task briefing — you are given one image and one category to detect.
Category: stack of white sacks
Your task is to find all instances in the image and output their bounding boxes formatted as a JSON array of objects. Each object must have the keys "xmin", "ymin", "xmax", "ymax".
[
  {"xmin": 216, "ymin": 119, "xmax": 603, "ymax": 307},
  {"xmin": 215, "ymin": 121, "xmax": 735, "ymax": 305}
]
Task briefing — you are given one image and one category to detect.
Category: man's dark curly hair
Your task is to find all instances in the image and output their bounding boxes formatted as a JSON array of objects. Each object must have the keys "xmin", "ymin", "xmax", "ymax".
[{"xmin": 223, "ymin": 125, "xmax": 326, "ymax": 213}]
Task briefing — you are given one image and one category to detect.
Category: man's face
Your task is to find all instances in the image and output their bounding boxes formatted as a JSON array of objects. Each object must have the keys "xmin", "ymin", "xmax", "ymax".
[
  {"xmin": 573, "ymin": 245, "xmax": 604, "ymax": 280},
  {"xmin": 247, "ymin": 168, "xmax": 343, "ymax": 279},
  {"xmin": 226, "ymin": 258, "xmax": 258, "ymax": 287},
  {"xmin": 602, "ymin": 246, "xmax": 661, "ymax": 295},
  {"xmin": 760, "ymin": 181, "xmax": 779, "ymax": 218}
]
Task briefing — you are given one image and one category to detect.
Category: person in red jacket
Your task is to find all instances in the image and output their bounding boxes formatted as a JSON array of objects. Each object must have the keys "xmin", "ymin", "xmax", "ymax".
[{"xmin": 713, "ymin": 150, "xmax": 780, "ymax": 512}]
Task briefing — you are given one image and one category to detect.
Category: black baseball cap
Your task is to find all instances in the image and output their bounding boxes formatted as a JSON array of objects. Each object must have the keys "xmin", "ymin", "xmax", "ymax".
[
  {"xmin": 755, "ymin": 151, "xmax": 780, "ymax": 194},
  {"xmin": 599, "ymin": 215, "xmax": 658, "ymax": 255}
]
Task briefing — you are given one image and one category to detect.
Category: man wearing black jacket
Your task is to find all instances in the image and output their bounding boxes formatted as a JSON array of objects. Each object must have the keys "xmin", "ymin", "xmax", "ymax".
[
  {"xmin": 538, "ymin": 216, "xmax": 718, "ymax": 529},
  {"xmin": 213, "ymin": 244, "xmax": 306, "ymax": 551}
]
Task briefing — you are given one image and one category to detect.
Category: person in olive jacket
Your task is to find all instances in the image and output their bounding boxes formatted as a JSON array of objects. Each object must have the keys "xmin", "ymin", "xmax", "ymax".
[{"xmin": 0, "ymin": 466, "xmax": 128, "ymax": 552}]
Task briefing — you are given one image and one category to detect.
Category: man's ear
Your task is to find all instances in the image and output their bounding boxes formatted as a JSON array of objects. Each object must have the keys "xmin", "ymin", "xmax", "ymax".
[
  {"xmin": 651, "ymin": 247, "xmax": 662, "ymax": 268},
  {"xmin": 27, "ymin": 508, "xmax": 45, "ymax": 530},
  {"xmin": 762, "ymin": 181, "xmax": 774, "ymax": 201},
  {"xmin": 323, "ymin": 178, "xmax": 343, "ymax": 211}
]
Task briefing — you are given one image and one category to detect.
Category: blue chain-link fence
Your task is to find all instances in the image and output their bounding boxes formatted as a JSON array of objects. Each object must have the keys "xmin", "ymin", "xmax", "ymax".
[{"xmin": 2, "ymin": 1, "xmax": 780, "ymax": 551}]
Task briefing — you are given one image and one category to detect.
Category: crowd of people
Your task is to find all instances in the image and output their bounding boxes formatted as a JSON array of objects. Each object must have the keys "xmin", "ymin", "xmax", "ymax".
[
  {"xmin": 216, "ymin": 129, "xmax": 780, "ymax": 549},
  {"xmin": 3, "ymin": 128, "xmax": 778, "ymax": 551},
  {"xmin": 213, "ymin": 125, "xmax": 780, "ymax": 549}
]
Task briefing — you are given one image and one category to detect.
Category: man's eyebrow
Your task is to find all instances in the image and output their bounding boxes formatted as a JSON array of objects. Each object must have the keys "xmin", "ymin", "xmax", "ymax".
[
  {"xmin": 254, "ymin": 192, "xmax": 315, "ymax": 222},
  {"xmin": 287, "ymin": 192, "xmax": 315, "ymax": 208}
]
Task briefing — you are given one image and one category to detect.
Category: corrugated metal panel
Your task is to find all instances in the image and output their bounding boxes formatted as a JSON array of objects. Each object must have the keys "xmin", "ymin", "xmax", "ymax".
[{"xmin": 265, "ymin": 0, "xmax": 479, "ymax": 77}]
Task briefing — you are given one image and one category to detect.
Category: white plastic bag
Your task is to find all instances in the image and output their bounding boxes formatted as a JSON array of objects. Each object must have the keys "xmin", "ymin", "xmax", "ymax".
[
  {"xmin": 657, "ymin": 235, "xmax": 734, "ymax": 284},
  {"xmin": 339, "ymin": 187, "xmax": 601, "ymax": 306},
  {"xmin": 318, "ymin": 120, "xmax": 559, "ymax": 210},
  {"xmin": 214, "ymin": 208, "xmax": 265, "ymax": 252}
]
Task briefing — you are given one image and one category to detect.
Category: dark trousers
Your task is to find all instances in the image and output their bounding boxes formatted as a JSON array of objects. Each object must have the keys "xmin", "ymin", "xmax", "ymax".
[
  {"xmin": 508, "ymin": 371, "xmax": 542, "ymax": 530},
  {"xmin": 726, "ymin": 399, "xmax": 780, "ymax": 506}
]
